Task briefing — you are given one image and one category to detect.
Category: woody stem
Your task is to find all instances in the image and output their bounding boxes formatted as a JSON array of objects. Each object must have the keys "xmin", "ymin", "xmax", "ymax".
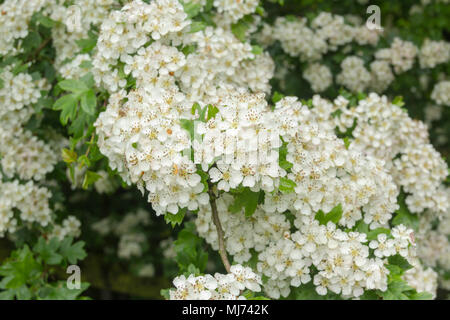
[{"xmin": 207, "ymin": 181, "xmax": 231, "ymax": 273}]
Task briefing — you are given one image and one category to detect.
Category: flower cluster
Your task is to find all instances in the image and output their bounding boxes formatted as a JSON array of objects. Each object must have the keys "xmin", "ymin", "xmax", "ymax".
[
  {"xmin": 169, "ymin": 264, "xmax": 261, "ymax": 300},
  {"xmin": 196, "ymin": 191, "xmax": 416, "ymax": 298},
  {"xmin": 419, "ymin": 39, "xmax": 450, "ymax": 69},
  {"xmin": 270, "ymin": 13, "xmax": 380, "ymax": 63},
  {"xmin": 0, "ymin": 65, "xmax": 74, "ymax": 238},
  {"xmin": 265, "ymin": 14, "xmax": 449, "ymax": 96},
  {"xmin": 0, "ymin": 180, "xmax": 52, "ymax": 236},
  {"xmin": 336, "ymin": 56, "xmax": 372, "ymax": 93},
  {"xmin": 431, "ymin": 81, "xmax": 450, "ymax": 107},
  {"xmin": 332, "ymin": 93, "xmax": 449, "ymax": 216},
  {"xmin": 46, "ymin": 0, "xmax": 115, "ymax": 68},
  {"xmin": 404, "ymin": 258, "xmax": 438, "ymax": 299},
  {"xmin": 213, "ymin": 0, "xmax": 259, "ymax": 24},
  {"xmin": 375, "ymin": 38, "xmax": 418, "ymax": 74},
  {"xmin": 0, "ymin": 0, "xmax": 49, "ymax": 55},
  {"xmin": 302, "ymin": 63, "xmax": 333, "ymax": 93},
  {"xmin": 94, "ymin": 0, "xmax": 274, "ymax": 216}
]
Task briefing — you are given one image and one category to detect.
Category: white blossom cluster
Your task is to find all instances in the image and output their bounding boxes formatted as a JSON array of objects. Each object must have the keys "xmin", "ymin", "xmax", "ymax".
[
  {"xmin": 50, "ymin": 216, "xmax": 82, "ymax": 240},
  {"xmin": 404, "ymin": 258, "xmax": 438, "ymax": 299},
  {"xmin": 0, "ymin": 67, "xmax": 58, "ymax": 181},
  {"xmin": 274, "ymin": 96, "xmax": 399, "ymax": 229},
  {"xmin": 336, "ymin": 56, "xmax": 372, "ymax": 93},
  {"xmin": 0, "ymin": 66, "xmax": 74, "ymax": 238},
  {"xmin": 95, "ymin": 87, "xmax": 206, "ymax": 215},
  {"xmin": 302, "ymin": 63, "xmax": 333, "ymax": 93},
  {"xmin": 91, "ymin": 0, "xmax": 190, "ymax": 93},
  {"xmin": 414, "ymin": 205, "xmax": 450, "ymax": 289},
  {"xmin": 0, "ymin": 59, "xmax": 81, "ymax": 239},
  {"xmin": 45, "ymin": 0, "xmax": 116, "ymax": 70},
  {"xmin": 212, "ymin": 0, "xmax": 259, "ymax": 24},
  {"xmin": 270, "ymin": 13, "xmax": 380, "ymax": 63},
  {"xmin": 195, "ymin": 88, "xmax": 283, "ymax": 194},
  {"xmin": 76, "ymin": 0, "xmax": 449, "ymax": 299},
  {"xmin": 195, "ymin": 192, "xmax": 416, "ymax": 298},
  {"xmin": 259, "ymin": 221, "xmax": 416, "ymax": 299},
  {"xmin": 0, "ymin": 180, "xmax": 52, "ymax": 236},
  {"xmin": 0, "ymin": 0, "xmax": 49, "ymax": 55},
  {"xmin": 369, "ymin": 60, "xmax": 395, "ymax": 93},
  {"xmin": 169, "ymin": 264, "xmax": 261, "ymax": 300},
  {"xmin": 419, "ymin": 39, "xmax": 450, "ymax": 69},
  {"xmin": 94, "ymin": 0, "xmax": 274, "ymax": 215},
  {"xmin": 375, "ymin": 38, "xmax": 418, "ymax": 74},
  {"xmin": 195, "ymin": 194, "xmax": 290, "ymax": 263},
  {"xmin": 431, "ymin": 81, "xmax": 450, "ymax": 107},
  {"xmin": 332, "ymin": 93, "xmax": 449, "ymax": 215},
  {"xmin": 337, "ymin": 57, "xmax": 397, "ymax": 94},
  {"xmin": 265, "ymin": 15, "xmax": 449, "ymax": 96}
]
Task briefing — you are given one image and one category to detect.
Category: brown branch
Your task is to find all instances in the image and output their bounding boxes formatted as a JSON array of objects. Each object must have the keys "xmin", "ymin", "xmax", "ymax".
[{"xmin": 207, "ymin": 181, "xmax": 231, "ymax": 273}]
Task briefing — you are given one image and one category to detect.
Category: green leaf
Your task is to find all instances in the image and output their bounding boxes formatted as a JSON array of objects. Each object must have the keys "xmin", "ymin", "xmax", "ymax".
[
  {"xmin": 367, "ymin": 228, "xmax": 391, "ymax": 241},
  {"xmin": 409, "ymin": 291, "xmax": 433, "ymax": 300},
  {"xmin": 231, "ymin": 22, "xmax": 247, "ymax": 42},
  {"xmin": 174, "ymin": 222, "xmax": 208, "ymax": 273},
  {"xmin": 58, "ymin": 79, "xmax": 88, "ymax": 93},
  {"xmin": 79, "ymin": 60, "xmax": 93, "ymax": 69},
  {"xmin": 160, "ymin": 288, "xmax": 170, "ymax": 300},
  {"xmin": 231, "ymin": 16, "xmax": 254, "ymax": 42},
  {"xmin": 278, "ymin": 141, "xmax": 293, "ymax": 170},
  {"xmin": 80, "ymin": 72, "xmax": 95, "ymax": 88},
  {"xmin": 379, "ymin": 279, "xmax": 413, "ymax": 300},
  {"xmin": 23, "ymin": 31, "xmax": 42, "ymax": 52},
  {"xmin": 229, "ymin": 188, "xmax": 259, "ymax": 217},
  {"xmin": 80, "ymin": 90, "xmax": 97, "ymax": 115},
  {"xmin": 388, "ymin": 254, "xmax": 413, "ymax": 271},
  {"xmin": 62, "ymin": 148, "xmax": 77, "ymax": 163},
  {"xmin": 359, "ymin": 290, "xmax": 380, "ymax": 300},
  {"xmin": 0, "ymin": 246, "xmax": 41, "ymax": 290},
  {"xmin": 68, "ymin": 112, "xmax": 89, "ymax": 139},
  {"xmin": 180, "ymin": 119, "xmax": 195, "ymax": 140},
  {"xmin": 82, "ymin": 171, "xmax": 102, "ymax": 190},
  {"xmin": 290, "ymin": 281, "xmax": 341, "ymax": 300},
  {"xmin": 272, "ymin": 91, "xmax": 285, "ymax": 104},
  {"xmin": 164, "ymin": 208, "xmax": 186, "ymax": 228},
  {"xmin": 182, "ymin": 44, "xmax": 197, "ymax": 55},
  {"xmin": 53, "ymin": 94, "xmax": 78, "ymax": 125},
  {"xmin": 59, "ymin": 238, "xmax": 87, "ymax": 265},
  {"xmin": 343, "ymin": 137, "xmax": 351, "ymax": 149},
  {"xmin": 76, "ymin": 38, "xmax": 97, "ymax": 54},
  {"xmin": 35, "ymin": 13, "xmax": 57, "ymax": 28},
  {"xmin": 353, "ymin": 220, "xmax": 369, "ymax": 234},
  {"xmin": 189, "ymin": 21, "xmax": 206, "ymax": 33},
  {"xmin": 392, "ymin": 192, "xmax": 419, "ymax": 231},
  {"xmin": 392, "ymin": 96, "xmax": 405, "ymax": 107},
  {"xmin": 206, "ymin": 104, "xmax": 219, "ymax": 121},
  {"xmin": 33, "ymin": 237, "xmax": 63, "ymax": 265},
  {"xmin": 279, "ymin": 177, "xmax": 296, "ymax": 193},
  {"xmin": 251, "ymin": 45, "xmax": 263, "ymax": 55},
  {"xmin": 315, "ymin": 204, "xmax": 343, "ymax": 225},
  {"xmin": 182, "ymin": 1, "xmax": 202, "ymax": 18},
  {"xmin": 39, "ymin": 282, "xmax": 89, "ymax": 300}
]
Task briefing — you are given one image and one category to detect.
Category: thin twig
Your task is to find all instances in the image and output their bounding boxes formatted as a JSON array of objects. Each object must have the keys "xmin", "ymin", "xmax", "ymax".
[
  {"xmin": 207, "ymin": 181, "xmax": 231, "ymax": 273},
  {"xmin": 26, "ymin": 37, "xmax": 51, "ymax": 62}
]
